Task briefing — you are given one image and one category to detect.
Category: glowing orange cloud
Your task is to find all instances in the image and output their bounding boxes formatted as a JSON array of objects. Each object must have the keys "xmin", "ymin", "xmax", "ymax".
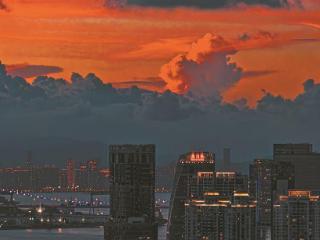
[
  {"xmin": 159, "ymin": 34, "xmax": 238, "ymax": 95},
  {"xmin": 159, "ymin": 32, "xmax": 279, "ymax": 96},
  {"xmin": 0, "ymin": 0, "xmax": 319, "ymax": 106}
]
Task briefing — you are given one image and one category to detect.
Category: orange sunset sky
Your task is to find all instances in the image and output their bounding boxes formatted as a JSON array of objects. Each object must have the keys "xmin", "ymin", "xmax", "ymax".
[{"xmin": 0, "ymin": 0, "xmax": 320, "ymax": 106}]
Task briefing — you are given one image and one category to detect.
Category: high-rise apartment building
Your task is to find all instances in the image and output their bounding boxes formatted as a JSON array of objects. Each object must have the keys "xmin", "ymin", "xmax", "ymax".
[
  {"xmin": 224, "ymin": 192, "xmax": 256, "ymax": 240},
  {"xmin": 249, "ymin": 159, "xmax": 295, "ymax": 240},
  {"xmin": 105, "ymin": 144, "xmax": 157, "ymax": 240},
  {"xmin": 185, "ymin": 192, "xmax": 256, "ymax": 240},
  {"xmin": 273, "ymin": 190, "xmax": 320, "ymax": 240},
  {"xmin": 168, "ymin": 151, "xmax": 215, "ymax": 240},
  {"xmin": 185, "ymin": 197, "xmax": 226, "ymax": 240},
  {"xmin": 274, "ymin": 143, "xmax": 320, "ymax": 189}
]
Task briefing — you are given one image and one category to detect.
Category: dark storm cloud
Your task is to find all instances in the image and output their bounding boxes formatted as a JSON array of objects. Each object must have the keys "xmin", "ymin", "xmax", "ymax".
[
  {"xmin": 6, "ymin": 64, "xmax": 63, "ymax": 78},
  {"xmin": 1, "ymin": 62, "xmax": 320, "ymax": 167},
  {"xmin": 0, "ymin": 63, "xmax": 199, "ymax": 119},
  {"xmin": 105, "ymin": 0, "xmax": 298, "ymax": 8}
]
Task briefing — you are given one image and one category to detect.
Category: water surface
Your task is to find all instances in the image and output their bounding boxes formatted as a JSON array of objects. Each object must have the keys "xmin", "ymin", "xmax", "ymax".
[
  {"xmin": 2, "ymin": 192, "xmax": 170, "ymax": 240},
  {"xmin": 0, "ymin": 228, "xmax": 104, "ymax": 240}
]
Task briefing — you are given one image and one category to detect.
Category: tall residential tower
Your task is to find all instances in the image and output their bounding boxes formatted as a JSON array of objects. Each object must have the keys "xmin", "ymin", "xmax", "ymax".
[
  {"xmin": 273, "ymin": 190, "xmax": 320, "ymax": 240},
  {"xmin": 105, "ymin": 144, "xmax": 157, "ymax": 240},
  {"xmin": 249, "ymin": 159, "xmax": 295, "ymax": 240}
]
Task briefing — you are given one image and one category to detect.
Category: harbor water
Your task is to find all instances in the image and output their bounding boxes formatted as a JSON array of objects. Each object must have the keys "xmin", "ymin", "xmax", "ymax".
[{"xmin": 1, "ymin": 192, "xmax": 170, "ymax": 240}]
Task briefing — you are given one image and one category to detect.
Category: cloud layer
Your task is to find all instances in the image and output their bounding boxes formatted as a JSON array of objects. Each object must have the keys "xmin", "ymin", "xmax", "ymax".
[
  {"xmin": 6, "ymin": 64, "xmax": 63, "ymax": 78},
  {"xmin": 160, "ymin": 34, "xmax": 241, "ymax": 97},
  {"xmin": 1, "ymin": 61, "xmax": 320, "ymax": 166},
  {"xmin": 160, "ymin": 32, "xmax": 275, "ymax": 97}
]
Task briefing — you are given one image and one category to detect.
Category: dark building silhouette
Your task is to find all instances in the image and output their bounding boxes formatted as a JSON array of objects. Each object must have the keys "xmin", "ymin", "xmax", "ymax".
[
  {"xmin": 274, "ymin": 143, "xmax": 320, "ymax": 190},
  {"xmin": 105, "ymin": 144, "xmax": 157, "ymax": 240},
  {"xmin": 249, "ymin": 159, "xmax": 295, "ymax": 240},
  {"xmin": 223, "ymin": 148, "xmax": 231, "ymax": 170},
  {"xmin": 167, "ymin": 152, "xmax": 215, "ymax": 240},
  {"xmin": 32, "ymin": 165, "xmax": 60, "ymax": 191},
  {"xmin": 0, "ymin": 167, "xmax": 32, "ymax": 191},
  {"xmin": 0, "ymin": 159, "xmax": 109, "ymax": 192}
]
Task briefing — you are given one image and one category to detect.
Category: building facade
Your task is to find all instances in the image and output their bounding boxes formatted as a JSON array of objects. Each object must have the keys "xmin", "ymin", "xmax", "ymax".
[
  {"xmin": 105, "ymin": 144, "xmax": 157, "ymax": 240},
  {"xmin": 225, "ymin": 193, "xmax": 256, "ymax": 240},
  {"xmin": 215, "ymin": 171, "xmax": 248, "ymax": 197},
  {"xmin": 185, "ymin": 192, "xmax": 256, "ymax": 240},
  {"xmin": 249, "ymin": 159, "xmax": 295, "ymax": 240},
  {"xmin": 274, "ymin": 143, "xmax": 320, "ymax": 190},
  {"xmin": 273, "ymin": 190, "xmax": 320, "ymax": 240}
]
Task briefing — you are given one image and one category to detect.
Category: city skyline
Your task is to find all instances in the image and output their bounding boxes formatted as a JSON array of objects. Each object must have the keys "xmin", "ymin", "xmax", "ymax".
[
  {"xmin": 1, "ymin": 142, "xmax": 320, "ymax": 239},
  {"xmin": 167, "ymin": 143, "xmax": 320, "ymax": 240},
  {"xmin": 1, "ymin": 141, "xmax": 319, "ymax": 168}
]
